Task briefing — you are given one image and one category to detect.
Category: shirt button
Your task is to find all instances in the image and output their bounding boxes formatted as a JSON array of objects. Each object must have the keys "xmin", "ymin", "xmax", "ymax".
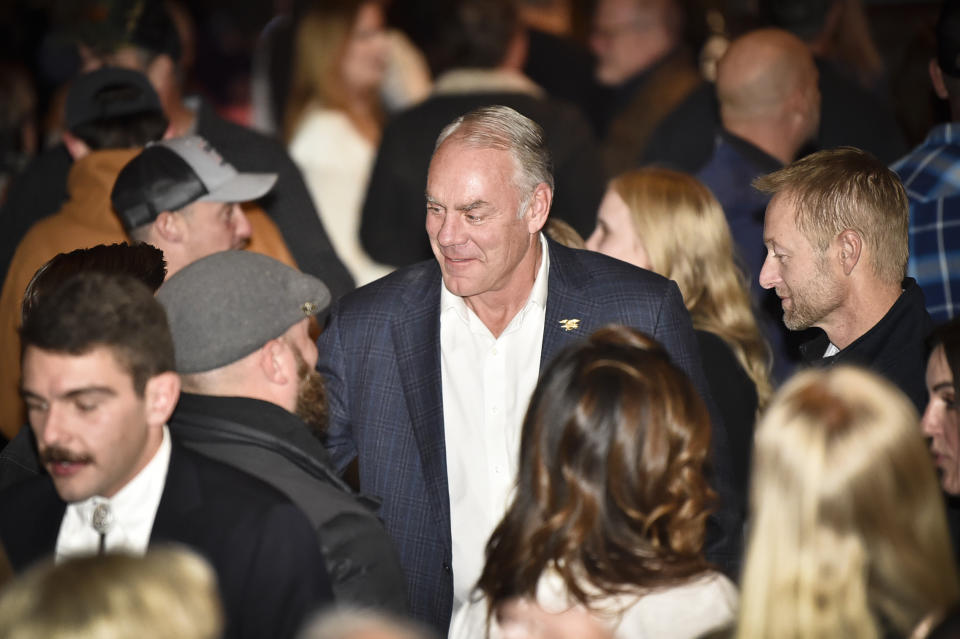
[
  {"xmin": 491, "ymin": 347, "xmax": 498, "ymax": 355},
  {"xmin": 442, "ymin": 561, "xmax": 451, "ymax": 572},
  {"xmin": 492, "ymin": 406, "xmax": 498, "ymax": 414}
]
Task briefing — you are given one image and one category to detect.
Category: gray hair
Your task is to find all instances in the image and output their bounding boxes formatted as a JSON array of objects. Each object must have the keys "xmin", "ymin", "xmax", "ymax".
[{"xmin": 435, "ymin": 105, "xmax": 554, "ymax": 217}]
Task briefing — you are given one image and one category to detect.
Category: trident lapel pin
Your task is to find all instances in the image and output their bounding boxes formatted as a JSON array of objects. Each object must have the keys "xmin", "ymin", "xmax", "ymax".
[{"xmin": 559, "ymin": 318, "xmax": 581, "ymax": 332}]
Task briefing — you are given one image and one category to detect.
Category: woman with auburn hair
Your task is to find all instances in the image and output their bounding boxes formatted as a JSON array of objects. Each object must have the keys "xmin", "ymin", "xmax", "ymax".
[
  {"xmin": 285, "ymin": 0, "xmax": 393, "ymax": 286},
  {"xmin": 586, "ymin": 167, "xmax": 771, "ymax": 499},
  {"xmin": 450, "ymin": 326, "xmax": 738, "ymax": 639},
  {"xmin": 737, "ymin": 366, "xmax": 960, "ymax": 639}
]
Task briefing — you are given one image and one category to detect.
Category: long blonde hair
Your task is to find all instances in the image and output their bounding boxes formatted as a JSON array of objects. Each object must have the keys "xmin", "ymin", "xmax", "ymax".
[
  {"xmin": 283, "ymin": 0, "xmax": 382, "ymax": 143},
  {"xmin": 610, "ymin": 167, "xmax": 772, "ymax": 409},
  {"xmin": 737, "ymin": 367, "xmax": 960, "ymax": 639}
]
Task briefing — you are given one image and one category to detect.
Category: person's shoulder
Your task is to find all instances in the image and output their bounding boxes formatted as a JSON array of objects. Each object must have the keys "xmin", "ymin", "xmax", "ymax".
[
  {"xmin": 335, "ymin": 259, "xmax": 439, "ymax": 315},
  {"xmin": 0, "ymin": 473, "xmax": 56, "ymax": 511},
  {"xmin": 195, "ymin": 100, "xmax": 292, "ymax": 166},
  {"xmin": 551, "ymin": 243, "xmax": 672, "ymax": 297},
  {"xmin": 173, "ymin": 443, "xmax": 298, "ymax": 517}
]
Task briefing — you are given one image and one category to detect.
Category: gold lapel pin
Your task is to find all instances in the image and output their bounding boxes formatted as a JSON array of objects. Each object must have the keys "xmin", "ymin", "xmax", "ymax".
[{"xmin": 559, "ymin": 319, "xmax": 581, "ymax": 332}]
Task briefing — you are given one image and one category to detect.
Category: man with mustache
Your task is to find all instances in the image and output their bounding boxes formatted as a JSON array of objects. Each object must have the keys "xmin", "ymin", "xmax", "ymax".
[
  {"xmin": 756, "ymin": 147, "xmax": 931, "ymax": 412},
  {"xmin": 0, "ymin": 271, "xmax": 333, "ymax": 639},
  {"xmin": 156, "ymin": 250, "xmax": 406, "ymax": 613}
]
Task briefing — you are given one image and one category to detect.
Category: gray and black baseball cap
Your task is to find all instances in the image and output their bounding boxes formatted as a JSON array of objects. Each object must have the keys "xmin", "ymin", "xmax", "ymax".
[
  {"xmin": 111, "ymin": 135, "xmax": 277, "ymax": 231},
  {"xmin": 156, "ymin": 251, "xmax": 330, "ymax": 374}
]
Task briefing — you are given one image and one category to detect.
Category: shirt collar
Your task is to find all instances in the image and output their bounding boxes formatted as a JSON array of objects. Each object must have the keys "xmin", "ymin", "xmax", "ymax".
[
  {"xmin": 440, "ymin": 233, "xmax": 550, "ymax": 330},
  {"xmin": 431, "ymin": 69, "xmax": 544, "ymax": 98}
]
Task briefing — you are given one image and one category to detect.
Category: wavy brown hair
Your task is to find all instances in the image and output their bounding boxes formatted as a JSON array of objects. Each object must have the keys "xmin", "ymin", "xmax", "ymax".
[{"xmin": 477, "ymin": 325, "xmax": 716, "ymax": 614}]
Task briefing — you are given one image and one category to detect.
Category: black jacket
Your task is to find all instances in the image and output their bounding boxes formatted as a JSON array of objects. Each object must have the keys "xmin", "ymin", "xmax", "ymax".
[
  {"xmin": 0, "ymin": 442, "xmax": 333, "ymax": 639},
  {"xmin": 800, "ymin": 278, "xmax": 932, "ymax": 413},
  {"xmin": 169, "ymin": 393, "xmax": 407, "ymax": 613}
]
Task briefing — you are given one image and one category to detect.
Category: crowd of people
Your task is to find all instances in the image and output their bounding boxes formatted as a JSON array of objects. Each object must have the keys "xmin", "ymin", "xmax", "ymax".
[{"xmin": 1, "ymin": 0, "xmax": 960, "ymax": 638}]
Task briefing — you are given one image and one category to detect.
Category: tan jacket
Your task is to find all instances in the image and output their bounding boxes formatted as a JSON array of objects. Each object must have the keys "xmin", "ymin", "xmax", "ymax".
[{"xmin": 0, "ymin": 150, "xmax": 297, "ymax": 440}]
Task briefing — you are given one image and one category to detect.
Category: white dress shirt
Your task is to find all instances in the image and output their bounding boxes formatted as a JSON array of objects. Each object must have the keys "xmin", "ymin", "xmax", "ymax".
[
  {"xmin": 55, "ymin": 425, "xmax": 172, "ymax": 562},
  {"xmin": 441, "ymin": 235, "xmax": 549, "ymax": 622}
]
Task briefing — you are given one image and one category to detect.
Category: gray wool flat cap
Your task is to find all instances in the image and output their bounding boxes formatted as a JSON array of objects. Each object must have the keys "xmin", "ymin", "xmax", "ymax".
[{"xmin": 156, "ymin": 251, "xmax": 330, "ymax": 373}]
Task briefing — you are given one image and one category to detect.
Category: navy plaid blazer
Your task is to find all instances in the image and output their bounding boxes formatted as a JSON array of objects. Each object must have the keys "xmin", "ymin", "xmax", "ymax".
[{"xmin": 317, "ymin": 239, "xmax": 742, "ymax": 633}]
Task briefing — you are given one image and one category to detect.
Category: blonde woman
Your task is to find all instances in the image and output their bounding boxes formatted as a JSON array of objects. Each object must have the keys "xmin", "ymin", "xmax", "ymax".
[
  {"xmin": 737, "ymin": 366, "xmax": 960, "ymax": 639},
  {"xmin": 0, "ymin": 546, "xmax": 223, "ymax": 639},
  {"xmin": 285, "ymin": 0, "xmax": 393, "ymax": 285},
  {"xmin": 585, "ymin": 167, "xmax": 771, "ymax": 499}
]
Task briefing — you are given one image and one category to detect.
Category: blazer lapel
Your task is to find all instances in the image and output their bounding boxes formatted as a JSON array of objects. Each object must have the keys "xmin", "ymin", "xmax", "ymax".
[
  {"xmin": 391, "ymin": 266, "xmax": 451, "ymax": 552},
  {"xmin": 150, "ymin": 444, "xmax": 201, "ymax": 543},
  {"xmin": 541, "ymin": 241, "xmax": 597, "ymax": 373}
]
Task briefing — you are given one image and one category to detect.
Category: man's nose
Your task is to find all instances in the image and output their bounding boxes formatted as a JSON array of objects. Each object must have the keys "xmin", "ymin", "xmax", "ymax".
[
  {"xmin": 437, "ymin": 212, "xmax": 465, "ymax": 247},
  {"xmin": 758, "ymin": 254, "xmax": 779, "ymax": 290}
]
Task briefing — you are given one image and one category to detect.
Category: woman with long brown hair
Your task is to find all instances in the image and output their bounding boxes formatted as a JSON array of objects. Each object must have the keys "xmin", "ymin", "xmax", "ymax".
[{"xmin": 450, "ymin": 326, "xmax": 737, "ymax": 638}]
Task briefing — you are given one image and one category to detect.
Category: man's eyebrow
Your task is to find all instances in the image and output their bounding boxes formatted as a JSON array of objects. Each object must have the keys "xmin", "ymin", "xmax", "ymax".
[
  {"xmin": 425, "ymin": 193, "xmax": 441, "ymax": 206},
  {"xmin": 20, "ymin": 387, "xmax": 117, "ymax": 401},
  {"xmin": 456, "ymin": 200, "xmax": 489, "ymax": 212}
]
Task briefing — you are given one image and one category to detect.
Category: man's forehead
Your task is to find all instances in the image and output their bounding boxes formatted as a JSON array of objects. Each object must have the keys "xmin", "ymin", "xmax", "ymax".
[{"xmin": 23, "ymin": 345, "xmax": 131, "ymax": 389}]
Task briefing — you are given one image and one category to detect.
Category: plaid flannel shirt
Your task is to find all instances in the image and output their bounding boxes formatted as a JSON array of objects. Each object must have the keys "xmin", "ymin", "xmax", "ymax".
[{"xmin": 892, "ymin": 123, "xmax": 960, "ymax": 322}]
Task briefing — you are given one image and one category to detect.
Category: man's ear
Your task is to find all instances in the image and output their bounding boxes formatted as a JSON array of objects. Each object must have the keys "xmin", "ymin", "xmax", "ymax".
[
  {"xmin": 931, "ymin": 58, "xmax": 950, "ymax": 100},
  {"xmin": 525, "ymin": 182, "xmax": 552, "ymax": 234},
  {"xmin": 144, "ymin": 371, "xmax": 181, "ymax": 427},
  {"xmin": 837, "ymin": 229, "xmax": 862, "ymax": 276},
  {"xmin": 258, "ymin": 339, "xmax": 294, "ymax": 386},
  {"xmin": 62, "ymin": 131, "xmax": 91, "ymax": 161},
  {"xmin": 153, "ymin": 211, "xmax": 185, "ymax": 243}
]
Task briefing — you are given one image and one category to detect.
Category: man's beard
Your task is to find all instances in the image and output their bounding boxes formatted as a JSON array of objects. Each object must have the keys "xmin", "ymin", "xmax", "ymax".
[{"xmin": 292, "ymin": 347, "xmax": 328, "ymax": 437}]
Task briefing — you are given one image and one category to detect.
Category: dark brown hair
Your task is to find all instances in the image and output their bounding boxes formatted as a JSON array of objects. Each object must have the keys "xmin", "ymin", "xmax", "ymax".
[
  {"xmin": 929, "ymin": 317, "xmax": 960, "ymax": 402},
  {"xmin": 21, "ymin": 243, "xmax": 167, "ymax": 325},
  {"xmin": 477, "ymin": 325, "xmax": 715, "ymax": 612},
  {"xmin": 20, "ymin": 272, "xmax": 175, "ymax": 396}
]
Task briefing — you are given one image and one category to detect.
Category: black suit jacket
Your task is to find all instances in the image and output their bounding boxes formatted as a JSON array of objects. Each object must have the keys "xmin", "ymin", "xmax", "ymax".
[
  {"xmin": 0, "ymin": 443, "xmax": 333, "ymax": 639},
  {"xmin": 318, "ymin": 239, "xmax": 744, "ymax": 631}
]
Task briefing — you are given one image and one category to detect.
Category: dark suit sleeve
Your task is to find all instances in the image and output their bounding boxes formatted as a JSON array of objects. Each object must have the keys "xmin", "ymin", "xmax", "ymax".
[
  {"xmin": 316, "ymin": 302, "xmax": 359, "ymax": 473},
  {"xmin": 238, "ymin": 502, "xmax": 334, "ymax": 639},
  {"xmin": 650, "ymin": 282, "xmax": 744, "ymax": 577}
]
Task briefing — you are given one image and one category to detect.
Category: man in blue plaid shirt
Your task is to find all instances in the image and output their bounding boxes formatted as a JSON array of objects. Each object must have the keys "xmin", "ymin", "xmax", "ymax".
[{"xmin": 892, "ymin": 3, "xmax": 960, "ymax": 323}]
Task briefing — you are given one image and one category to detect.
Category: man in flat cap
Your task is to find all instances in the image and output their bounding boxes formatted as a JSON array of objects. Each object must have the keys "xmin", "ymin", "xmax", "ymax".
[
  {"xmin": 0, "ymin": 66, "xmax": 168, "ymax": 442},
  {"xmin": 157, "ymin": 251, "xmax": 406, "ymax": 612},
  {"xmin": 0, "ymin": 271, "xmax": 333, "ymax": 639}
]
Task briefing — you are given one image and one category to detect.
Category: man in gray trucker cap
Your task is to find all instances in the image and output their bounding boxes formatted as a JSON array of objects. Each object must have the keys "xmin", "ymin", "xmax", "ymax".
[{"xmin": 111, "ymin": 135, "xmax": 275, "ymax": 278}]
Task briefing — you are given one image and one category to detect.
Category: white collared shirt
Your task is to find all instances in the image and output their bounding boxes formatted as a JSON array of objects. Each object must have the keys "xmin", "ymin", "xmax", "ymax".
[
  {"xmin": 441, "ymin": 235, "xmax": 550, "ymax": 620},
  {"xmin": 55, "ymin": 425, "xmax": 172, "ymax": 562}
]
